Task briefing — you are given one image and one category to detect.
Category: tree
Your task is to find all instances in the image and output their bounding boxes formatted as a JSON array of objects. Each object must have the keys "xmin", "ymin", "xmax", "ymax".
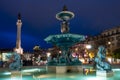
[
  {"xmin": 113, "ymin": 48, "xmax": 120, "ymax": 59},
  {"xmin": 33, "ymin": 46, "xmax": 41, "ymax": 51}
]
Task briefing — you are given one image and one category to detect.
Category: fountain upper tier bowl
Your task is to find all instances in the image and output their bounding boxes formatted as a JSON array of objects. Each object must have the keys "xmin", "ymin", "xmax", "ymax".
[{"xmin": 45, "ymin": 33, "xmax": 85, "ymax": 47}]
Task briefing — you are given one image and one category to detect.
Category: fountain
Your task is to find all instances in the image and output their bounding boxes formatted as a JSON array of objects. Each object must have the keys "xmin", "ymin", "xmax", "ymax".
[
  {"xmin": 44, "ymin": 6, "xmax": 85, "ymax": 73},
  {"xmin": 95, "ymin": 46, "xmax": 114, "ymax": 77},
  {"xmin": 1, "ymin": 6, "xmax": 120, "ymax": 80}
]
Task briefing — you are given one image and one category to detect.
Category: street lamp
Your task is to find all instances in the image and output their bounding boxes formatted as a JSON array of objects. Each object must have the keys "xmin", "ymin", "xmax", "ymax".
[
  {"xmin": 85, "ymin": 44, "xmax": 92, "ymax": 64},
  {"xmin": 47, "ymin": 52, "xmax": 51, "ymax": 57},
  {"xmin": 86, "ymin": 44, "xmax": 92, "ymax": 49},
  {"xmin": 59, "ymin": 51, "xmax": 62, "ymax": 54},
  {"xmin": 108, "ymin": 41, "xmax": 111, "ymax": 45},
  {"xmin": 107, "ymin": 41, "xmax": 113, "ymax": 63}
]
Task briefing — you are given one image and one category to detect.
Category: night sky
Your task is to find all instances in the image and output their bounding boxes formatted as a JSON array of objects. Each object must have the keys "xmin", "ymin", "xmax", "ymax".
[{"xmin": 0, "ymin": 0, "xmax": 120, "ymax": 51}]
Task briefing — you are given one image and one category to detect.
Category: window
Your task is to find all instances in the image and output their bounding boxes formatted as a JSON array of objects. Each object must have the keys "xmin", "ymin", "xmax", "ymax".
[
  {"xmin": 112, "ymin": 43, "xmax": 114, "ymax": 46},
  {"xmin": 116, "ymin": 29, "xmax": 119, "ymax": 33},
  {"xmin": 108, "ymin": 32, "xmax": 111, "ymax": 36},
  {"xmin": 111, "ymin": 37, "xmax": 114, "ymax": 41},
  {"xmin": 112, "ymin": 31, "xmax": 114, "ymax": 35},
  {"xmin": 117, "ymin": 42, "xmax": 120, "ymax": 47},
  {"xmin": 116, "ymin": 36, "xmax": 120, "ymax": 40}
]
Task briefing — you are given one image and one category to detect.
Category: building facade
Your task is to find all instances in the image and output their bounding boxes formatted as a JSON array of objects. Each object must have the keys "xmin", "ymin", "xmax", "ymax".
[
  {"xmin": 101, "ymin": 26, "xmax": 120, "ymax": 51},
  {"xmin": 85, "ymin": 26, "xmax": 120, "ymax": 63}
]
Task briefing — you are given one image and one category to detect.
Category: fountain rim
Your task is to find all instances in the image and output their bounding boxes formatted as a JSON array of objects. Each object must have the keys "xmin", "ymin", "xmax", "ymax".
[
  {"xmin": 56, "ymin": 11, "xmax": 75, "ymax": 21},
  {"xmin": 44, "ymin": 33, "xmax": 85, "ymax": 42}
]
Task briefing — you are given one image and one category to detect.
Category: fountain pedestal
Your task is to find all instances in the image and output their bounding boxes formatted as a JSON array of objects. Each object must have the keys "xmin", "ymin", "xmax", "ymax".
[
  {"xmin": 11, "ymin": 71, "xmax": 22, "ymax": 80},
  {"xmin": 47, "ymin": 66, "xmax": 83, "ymax": 74},
  {"xmin": 56, "ymin": 66, "xmax": 67, "ymax": 74},
  {"xmin": 96, "ymin": 70, "xmax": 114, "ymax": 77}
]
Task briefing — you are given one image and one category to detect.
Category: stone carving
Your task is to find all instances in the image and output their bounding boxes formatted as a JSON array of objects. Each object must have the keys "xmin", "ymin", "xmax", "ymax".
[
  {"xmin": 95, "ymin": 46, "xmax": 112, "ymax": 72},
  {"xmin": 7, "ymin": 52, "xmax": 22, "ymax": 70}
]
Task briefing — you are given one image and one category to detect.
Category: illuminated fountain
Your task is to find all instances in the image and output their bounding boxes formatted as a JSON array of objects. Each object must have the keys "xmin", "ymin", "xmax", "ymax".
[
  {"xmin": 44, "ymin": 6, "xmax": 85, "ymax": 73},
  {"xmin": 0, "ymin": 6, "xmax": 120, "ymax": 80}
]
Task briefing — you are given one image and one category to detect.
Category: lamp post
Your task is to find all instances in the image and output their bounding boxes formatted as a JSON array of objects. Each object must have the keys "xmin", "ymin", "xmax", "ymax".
[
  {"xmin": 107, "ymin": 41, "xmax": 113, "ymax": 64},
  {"xmin": 46, "ymin": 52, "xmax": 51, "ymax": 63},
  {"xmin": 85, "ymin": 44, "xmax": 92, "ymax": 64},
  {"xmin": 86, "ymin": 44, "xmax": 92, "ymax": 49}
]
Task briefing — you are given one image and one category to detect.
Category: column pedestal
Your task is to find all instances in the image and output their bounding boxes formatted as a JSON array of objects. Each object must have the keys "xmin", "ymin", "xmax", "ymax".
[{"xmin": 96, "ymin": 70, "xmax": 114, "ymax": 77}]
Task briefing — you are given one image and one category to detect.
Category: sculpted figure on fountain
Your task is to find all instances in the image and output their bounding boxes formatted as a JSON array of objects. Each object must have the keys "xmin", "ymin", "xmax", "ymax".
[{"xmin": 95, "ymin": 46, "xmax": 112, "ymax": 72}]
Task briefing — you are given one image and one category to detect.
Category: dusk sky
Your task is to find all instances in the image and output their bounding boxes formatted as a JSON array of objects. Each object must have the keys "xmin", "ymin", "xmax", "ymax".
[{"xmin": 0, "ymin": 0, "xmax": 120, "ymax": 51}]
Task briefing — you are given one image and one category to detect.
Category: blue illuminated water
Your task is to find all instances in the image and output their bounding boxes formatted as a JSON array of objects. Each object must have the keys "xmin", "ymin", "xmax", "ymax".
[{"xmin": 0, "ymin": 68, "xmax": 120, "ymax": 80}]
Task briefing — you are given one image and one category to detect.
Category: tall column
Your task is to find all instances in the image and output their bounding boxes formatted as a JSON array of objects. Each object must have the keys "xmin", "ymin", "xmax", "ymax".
[{"xmin": 14, "ymin": 13, "xmax": 23, "ymax": 54}]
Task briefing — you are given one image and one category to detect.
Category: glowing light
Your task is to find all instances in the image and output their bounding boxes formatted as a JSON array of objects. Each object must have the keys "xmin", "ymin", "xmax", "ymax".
[
  {"xmin": 22, "ymin": 68, "xmax": 40, "ymax": 72},
  {"xmin": 47, "ymin": 52, "xmax": 51, "ymax": 57},
  {"xmin": 2, "ymin": 72, "xmax": 11, "ymax": 75},
  {"xmin": 2, "ymin": 52, "xmax": 13, "ymax": 61},
  {"xmin": 113, "ymin": 68, "xmax": 120, "ymax": 71},
  {"xmin": 90, "ymin": 68, "xmax": 96, "ymax": 72},
  {"xmin": 85, "ymin": 76, "xmax": 108, "ymax": 80},
  {"xmin": 11, "ymin": 77, "xmax": 22, "ymax": 80},
  {"xmin": 107, "ymin": 57, "xmax": 112, "ymax": 63},
  {"xmin": 79, "ymin": 58, "xmax": 85, "ymax": 63},
  {"xmin": 84, "ymin": 69, "xmax": 89, "ymax": 75},
  {"xmin": 89, "ymin": 52, "xmax": 94, "ymax": 58},
  {"xmin": 32, "ymin": 57, "xmax": 35, "ymax": 59},
  {"xmin": 108, "ymin": 41, "xmax": 111, "ymax": 45},
  {"xmin": 0, "ymin": 54, "xmax": 2, "ymax": 60},
  {"xmin": 75, "ymin": 48, "xmax": 78, "ymax": 51},
  {"xmin": 86, "ymin": 44, "xmax": 92, "ymax": 49},
  {"xmin": 84, "ymin": 54, "xmax": 88, "ymax": 57},
  {"xmin": 59, "ymin": 51, "xmax": 62, "ymax": 53},
  {"xmin": 14, "ymin": 48, "xmax": 23, "ymax": 54}
]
